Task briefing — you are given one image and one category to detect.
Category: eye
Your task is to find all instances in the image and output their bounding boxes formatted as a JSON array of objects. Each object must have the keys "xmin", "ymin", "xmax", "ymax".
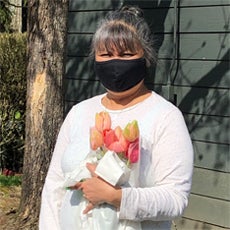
[
  {"xmin": 101, "ymin": 54, "xmax": 109, "ymax": 57},
  {"xmin": 121, "ymin": 53, "xmax": 136, "ymax": 57},
  {"xmin": 99, "ymin": 53, "xmax": 112, "ymax": 57}
]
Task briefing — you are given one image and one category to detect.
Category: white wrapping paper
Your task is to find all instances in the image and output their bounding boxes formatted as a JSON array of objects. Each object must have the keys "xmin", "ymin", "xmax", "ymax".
[
  {"xmin": 95, "ymin": 150, "xmax": 131, "ymax": 186},
  {"xmin": 62, "ymin": 150, "xmax": 141, "ymax": 230}
]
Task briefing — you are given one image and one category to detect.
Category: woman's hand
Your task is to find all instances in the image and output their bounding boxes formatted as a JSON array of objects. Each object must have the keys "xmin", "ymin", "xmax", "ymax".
[
  {"xmin": 72, "ymin": 163, "xmax": 122, "ymax": 214},
  {"xmin": 79, "ymin": 176, "xmax": 115, "ymax": 213}
]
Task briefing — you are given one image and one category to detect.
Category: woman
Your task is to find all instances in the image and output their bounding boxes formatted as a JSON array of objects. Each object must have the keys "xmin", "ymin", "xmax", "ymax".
[{"xmin": 39, "ymin": 5, "xmax": 193, "ymax": 230}]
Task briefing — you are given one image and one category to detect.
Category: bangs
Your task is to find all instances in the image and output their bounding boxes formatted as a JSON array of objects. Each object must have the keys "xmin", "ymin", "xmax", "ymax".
[{"xmin": 94, "ymin": 21, "xmax": 141, "ymax": 54}]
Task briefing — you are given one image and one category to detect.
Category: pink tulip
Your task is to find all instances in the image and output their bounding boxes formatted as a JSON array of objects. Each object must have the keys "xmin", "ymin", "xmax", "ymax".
[
  {"xmin": 123, "ymin": 120, "xmax": 139, "ymax": 142},
  {"xmin": 104, "ymin": 126, "xmax": 128, "ymax": 153},
  {"xmin": 95, "ymin": 111, "xmax": 111, "ymax": 133},
  {"xmin": 90, "ymin": 127, "xmax": 104, "ymax": 150},
  {"xmin": 127, "ymin": 138, "xmax": 139, "ymax": 163}
]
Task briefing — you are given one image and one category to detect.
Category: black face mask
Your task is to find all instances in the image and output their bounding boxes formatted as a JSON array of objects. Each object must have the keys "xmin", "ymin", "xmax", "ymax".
[{"xmin": 94, "ymin": 58, "xmax": 146, "ymax": 92}]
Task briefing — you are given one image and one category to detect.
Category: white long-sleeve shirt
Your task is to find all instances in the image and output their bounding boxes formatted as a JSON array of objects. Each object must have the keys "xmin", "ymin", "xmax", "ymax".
[{"xmin": 39, "ymin": 92, "xmax": 193, "ymax": 230}]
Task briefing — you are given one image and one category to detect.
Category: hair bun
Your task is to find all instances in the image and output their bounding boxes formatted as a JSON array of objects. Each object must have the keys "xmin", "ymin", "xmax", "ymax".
[{"xmin": 120, "ymin": 5, "xmax": 144, "ymax": 18}]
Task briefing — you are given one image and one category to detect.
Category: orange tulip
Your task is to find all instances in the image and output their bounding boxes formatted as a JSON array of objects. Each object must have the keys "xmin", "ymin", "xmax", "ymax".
[
  {"xmin": 90, "ymin": 127, "xmax": 104, "ymax": 150},
  {"xmin": 95, "ymin": 111, "xmax": 111, "ymax": 133},
  {"xmin": 123, "ymin": 120, "xmax": 139, "ymax": 142}
]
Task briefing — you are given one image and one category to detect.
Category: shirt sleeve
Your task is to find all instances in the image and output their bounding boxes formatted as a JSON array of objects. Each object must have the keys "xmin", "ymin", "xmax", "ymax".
[
  {"xmin": 39, "ymin": 108, "xmax": 74, "ymax": 230},
  {"xmin": 119, "ymin": 108, "xmax": 194, "ymax": 221}
]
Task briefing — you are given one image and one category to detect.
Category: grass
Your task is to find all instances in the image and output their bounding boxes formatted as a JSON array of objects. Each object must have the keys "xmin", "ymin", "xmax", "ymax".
[{"xmin": 0, "ymin": 175, "xmax": 22, "ymax": 187}]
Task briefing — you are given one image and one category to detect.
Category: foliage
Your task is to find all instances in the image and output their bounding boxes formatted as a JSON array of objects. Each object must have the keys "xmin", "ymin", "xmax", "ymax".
[
  {"xmin": 0, "ymin": 33, "xmax": 27, "ymax": 173},
  {"xmin": 0, "ymin": 0, "xmax": 12, "ymax": 32},
  {"xmin": 0, "ymin": 174, "xmax": 22, "ymax": 186}
]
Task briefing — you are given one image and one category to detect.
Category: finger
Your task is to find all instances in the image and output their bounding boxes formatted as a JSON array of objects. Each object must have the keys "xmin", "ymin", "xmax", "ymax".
[
  {"xmin": 86, "ymin": 163, "xmax": 98, "ymax": 177},
  {"xmin": 83, "ymin": 202, "xmax": 94, "ymax": 214},
  {"xmin": 67, "ymin": 181, "xmax": 84, "ymax": 190}
]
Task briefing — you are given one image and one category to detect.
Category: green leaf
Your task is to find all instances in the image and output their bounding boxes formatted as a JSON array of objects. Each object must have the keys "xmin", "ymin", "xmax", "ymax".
[{"xmin": 15, "ymin": 111, "xmax": 21, "ymax": 119}]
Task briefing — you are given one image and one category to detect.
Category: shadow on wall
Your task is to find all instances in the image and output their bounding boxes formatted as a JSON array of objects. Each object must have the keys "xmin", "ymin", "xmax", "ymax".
[{"xmin": 179, "ymin": 50, "xmax": 230, "ymax": 172}]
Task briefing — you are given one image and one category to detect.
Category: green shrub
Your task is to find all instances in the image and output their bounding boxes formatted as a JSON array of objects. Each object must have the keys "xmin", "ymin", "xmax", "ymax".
[
  {"xmin": 0, "ymin": 33, "xmax": 27, "ymax": 173},
  {"xmin": 0, "ymin": 174, "xmax": 22, "ymax": 186}
]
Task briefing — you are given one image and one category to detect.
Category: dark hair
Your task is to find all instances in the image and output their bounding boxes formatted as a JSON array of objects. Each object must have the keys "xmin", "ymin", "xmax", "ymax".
[{"xmin": 91, "ymin": 5, "xmax": 157, "ymax": 66}]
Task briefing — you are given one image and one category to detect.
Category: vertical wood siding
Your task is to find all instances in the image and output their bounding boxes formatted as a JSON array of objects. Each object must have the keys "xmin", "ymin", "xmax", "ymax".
[
  {"xmin": 173, "ymin": 1, "xmax": 230, "ymax": 229},
  {"xmin": 66, "ymin": 0, "xmax": 230, "ymax": 229}
]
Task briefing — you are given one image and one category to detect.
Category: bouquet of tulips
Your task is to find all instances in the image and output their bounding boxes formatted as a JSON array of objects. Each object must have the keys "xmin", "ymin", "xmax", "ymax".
[
  {"xmin": 63, "ymin": 111, "xmax": 140, "ymax": 188},
  {"xmin": 62, "ymin": 111, "xmax": 141, "ymax": 230},
  {"xmin": 90, "ymin": 111, "xmax": 140, "ymax": 186}
]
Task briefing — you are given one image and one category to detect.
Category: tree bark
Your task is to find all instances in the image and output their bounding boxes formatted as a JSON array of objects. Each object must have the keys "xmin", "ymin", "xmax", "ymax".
[
  {"xmin": 18, "ymin": 0, "xmax": 68, "ymax": 228},
  {"xmin": 9, "ymin": 0, "xmax": 22, "ymax": 32}
]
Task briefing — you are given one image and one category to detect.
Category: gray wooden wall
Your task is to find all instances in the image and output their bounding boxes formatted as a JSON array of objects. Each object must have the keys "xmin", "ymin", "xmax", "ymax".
[{"xmin": 65, "ymin": 0, "xmax": 230, "ymax": 229}]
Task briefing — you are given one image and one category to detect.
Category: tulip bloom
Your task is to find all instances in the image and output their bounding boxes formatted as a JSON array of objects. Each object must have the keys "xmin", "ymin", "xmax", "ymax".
[
  {"xmin": 95, "ymin": 111, "xmax": 111, "ymax": 133},
  {"xmin": 123, "ymin": 120, "xmax": 139, "ymax": 142},
  {"xmin": 90, "ymin": 111, "xmax": 140, "ymax": 167},
  {"xmin": 90, "ymin": 127, "xmax": 104, "ymax": 150},
  {"xmin": 104, "ymin": 126, "xmax": 128, "ymax": 153},
  {"xmin": 127, "ymin": 138, "xmax": 139, "ymax": 163}
]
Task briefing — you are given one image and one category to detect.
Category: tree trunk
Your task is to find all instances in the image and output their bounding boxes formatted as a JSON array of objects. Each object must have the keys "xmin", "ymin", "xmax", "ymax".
[
  {"xmin": 9, "ymin": 0, "xmax": 22, "ymax": 32},
  {"xmin": 18, "ymin": 0, "xmax": 68, "ymax": 228}
]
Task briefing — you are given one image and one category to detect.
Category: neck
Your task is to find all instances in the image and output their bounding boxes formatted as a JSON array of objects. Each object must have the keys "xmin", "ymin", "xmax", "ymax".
[{"xmin": 102, "ymin": 84, "xmax": 151, "ymax": 110}]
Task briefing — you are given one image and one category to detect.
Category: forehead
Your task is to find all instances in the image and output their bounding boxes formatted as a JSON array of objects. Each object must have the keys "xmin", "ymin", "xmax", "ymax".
[
  {"xmin": 93, "ymin": 20, "xmax": 142, "ymax": 52},
  {"xmin": 94, "ymin": 38, "xmax": 141, "ymax": 54},
  {"xmin": 95, "ymin": 44, "xmax": 131, "ymax": 54}
]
